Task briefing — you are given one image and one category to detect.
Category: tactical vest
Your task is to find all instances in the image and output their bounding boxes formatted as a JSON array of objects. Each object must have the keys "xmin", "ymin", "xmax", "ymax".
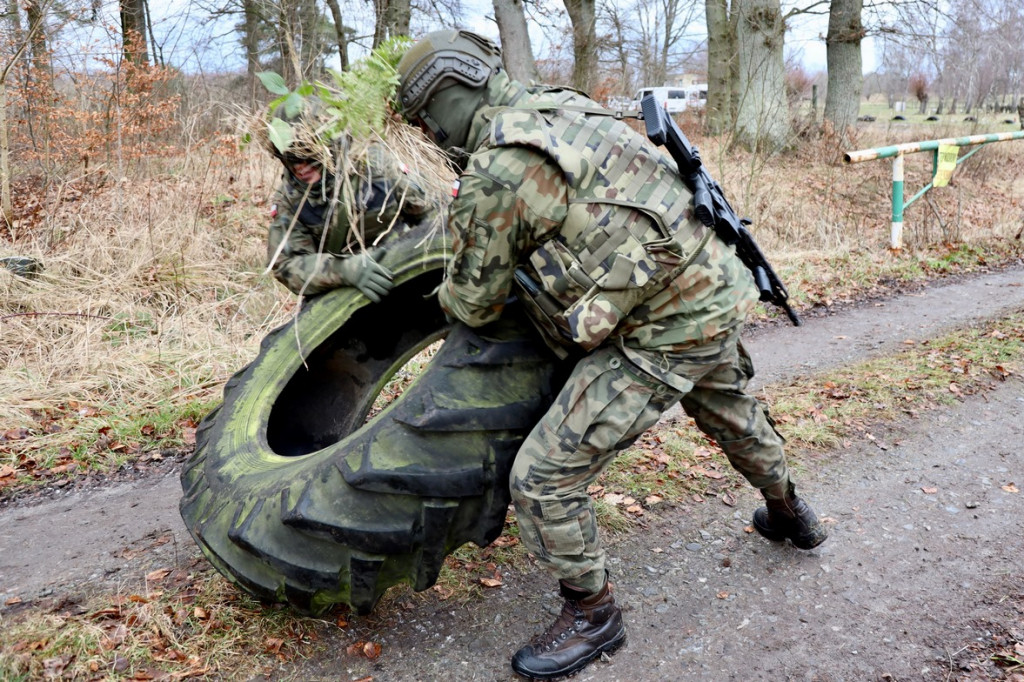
[{"xmin": 487, "ymin": 91, "xmax": 713, "ymax": 351}]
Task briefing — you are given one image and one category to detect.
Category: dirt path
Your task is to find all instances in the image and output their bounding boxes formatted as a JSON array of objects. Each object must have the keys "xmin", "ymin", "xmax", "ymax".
[
  {"xmin": 308, "ymin": 377, "xmax": 1024, "ymax": 682},
  {"xmin": 2, "ymin": 264, "xmax": 1024, "ymax": 681}
]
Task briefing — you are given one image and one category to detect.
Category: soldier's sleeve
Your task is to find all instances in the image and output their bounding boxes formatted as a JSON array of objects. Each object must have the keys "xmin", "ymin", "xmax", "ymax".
[
  {"xmin": 438, "ymin": 150, "xmax": 567, "ymax": 326},
  {"xmin": 266, "ymin": 177, "xmax": 350, "ymax": 296}
]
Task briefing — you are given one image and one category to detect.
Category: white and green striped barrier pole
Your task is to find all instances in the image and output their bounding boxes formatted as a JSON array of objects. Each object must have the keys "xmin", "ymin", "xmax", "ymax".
[{"xmin": 844, "ymin": 130, "xmax": 1024, "ymax": 249}]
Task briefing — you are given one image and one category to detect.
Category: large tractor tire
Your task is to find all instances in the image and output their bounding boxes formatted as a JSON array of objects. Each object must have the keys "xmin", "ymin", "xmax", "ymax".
[{"xmin": 179, "ymin": 225, "xmax": 567, "ymax": 614}]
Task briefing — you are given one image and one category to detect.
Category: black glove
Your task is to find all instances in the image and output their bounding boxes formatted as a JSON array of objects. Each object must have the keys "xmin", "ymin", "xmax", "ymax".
[{"xmin": 334, "ymin": 250, "xmax": 394, "ymax": 303}]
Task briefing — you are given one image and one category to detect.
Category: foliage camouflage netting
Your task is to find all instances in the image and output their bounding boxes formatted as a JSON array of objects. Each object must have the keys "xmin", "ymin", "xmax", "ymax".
[{"xmin": 244, "ymin": 38, "xmax": 454, "ymax": 253}]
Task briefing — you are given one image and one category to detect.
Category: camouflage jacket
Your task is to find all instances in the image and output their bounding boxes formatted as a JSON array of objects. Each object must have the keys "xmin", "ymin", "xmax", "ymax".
[
  {"xmin": 267, "ymin": 143, "xmax": 432, "ymax": 295},
  {"xmin": 437, "ymin": 86, "xmax": 758, "ymax": 354}
]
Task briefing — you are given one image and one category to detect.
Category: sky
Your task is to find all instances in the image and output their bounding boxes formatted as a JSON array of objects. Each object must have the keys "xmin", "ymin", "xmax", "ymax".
[
  {"xmin": 459, "ymin": 0, "xmax": 882, "ymax": 77},
  {"xmin": 62, "ymin": 0, "xmax": 879, "ymax": 79}
]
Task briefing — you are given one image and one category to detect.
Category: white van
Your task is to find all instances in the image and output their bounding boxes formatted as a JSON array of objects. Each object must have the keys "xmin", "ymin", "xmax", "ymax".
[{"xmin": 629, "ymin": 85, "xmax": 708, "ymax": 113}]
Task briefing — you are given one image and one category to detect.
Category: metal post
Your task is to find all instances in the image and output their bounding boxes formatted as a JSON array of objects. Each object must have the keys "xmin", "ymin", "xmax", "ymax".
[
  {"xmin": 891, "ymin": 154, "xmax": 904, "ymax": 249},
  {"xmin": 845, "ymin": 130, "xmax": 1024, "ymax": 249}
]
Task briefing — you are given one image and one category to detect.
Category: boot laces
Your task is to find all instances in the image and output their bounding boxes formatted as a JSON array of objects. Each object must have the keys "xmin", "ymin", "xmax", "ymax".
[{"xmin": 533, "ymin": 599, "xmax": 586, "ymax": 651}]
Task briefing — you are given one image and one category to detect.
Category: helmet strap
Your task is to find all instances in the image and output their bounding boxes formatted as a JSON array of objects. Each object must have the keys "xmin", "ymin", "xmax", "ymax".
[{"xmin": 418, "ymin": 111, "xmax": 449, "ymax": 145}]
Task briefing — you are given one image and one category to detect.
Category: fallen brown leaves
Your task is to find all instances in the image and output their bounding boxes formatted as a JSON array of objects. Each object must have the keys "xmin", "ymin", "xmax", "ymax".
[
  {"xmin": 346, "ymin": 640, "xmax": 383, "ymax": 660},
  {"xmin": 0, "ymin": 403, "xmax": 201, "ymax": 498},
  {"xmin": 0, "ymin": 566, "xmax": 320, "ymax": 680}
]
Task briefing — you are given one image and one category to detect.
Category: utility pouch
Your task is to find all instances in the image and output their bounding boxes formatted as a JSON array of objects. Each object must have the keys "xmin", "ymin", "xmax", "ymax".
[
  {"xmin": 525, "ymin": 236, "xmax": 659, "ymax": 352},
  {"xmin": 512, "ymin": 269, "xmax": 574, "ymax": 359}
]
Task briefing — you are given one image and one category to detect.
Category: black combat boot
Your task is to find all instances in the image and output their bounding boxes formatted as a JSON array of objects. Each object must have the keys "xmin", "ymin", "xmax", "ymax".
[
  {"xmin": 510, "ymin": 580, "xmax": 625, "ymax": 680},
  {"xmin": 752, "ymin": 482, "xmax": 828, "ymax": 550}
]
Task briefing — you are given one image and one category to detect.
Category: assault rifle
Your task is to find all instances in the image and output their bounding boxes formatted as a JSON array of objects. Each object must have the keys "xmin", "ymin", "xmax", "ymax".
[{"xmin": 640, "ymin": 94, "xmax": 801, "ymax": 326}]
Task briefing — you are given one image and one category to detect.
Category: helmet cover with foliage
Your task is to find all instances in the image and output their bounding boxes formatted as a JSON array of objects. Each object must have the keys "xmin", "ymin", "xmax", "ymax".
[
  {"xmin": 263, "ymin": 97, "xmax": 339, "ymax": 178},
  {"xmin": 396, "ymin": 30, "xmax": 503, "ymax": 155}
]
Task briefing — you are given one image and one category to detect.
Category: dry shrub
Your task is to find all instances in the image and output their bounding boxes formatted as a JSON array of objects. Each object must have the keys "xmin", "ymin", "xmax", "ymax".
[
  {"xmin": 909, "ymin": 73, "xmax": 929, "ymax": 106},
  {"xmin": 9, "ymin": 50, "xmax": 182, "ymax": 176},
  {"xmin": 786, "ymin": 65, "xmax": 814, "ymax": 103},
  {"xmin": 0, "ymin": 142, "xmax": 291, "ymax": 435}
]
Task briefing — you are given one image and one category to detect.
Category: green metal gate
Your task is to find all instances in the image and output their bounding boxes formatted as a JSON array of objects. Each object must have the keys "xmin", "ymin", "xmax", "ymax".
[{"xmin": 844, "ymin": 131, "xmax": 1024, "ymax": 248}]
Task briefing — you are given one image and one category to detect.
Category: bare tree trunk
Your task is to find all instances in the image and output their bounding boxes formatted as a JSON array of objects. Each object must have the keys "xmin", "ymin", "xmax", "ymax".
[
  {"xmin": 373, "ymin": 0, "xmax": 387, "ymax": 47},
  {"xmin": 1, "ymin": 82, "xmax": 12, "ymax": 229},
  {"xmin": 734, "ymin": 0, "xmax": 791, "ymax": 152},
  {"xmin": 323, "ymin": 0, "xmax": 349, "ymax": 71},
  {"xmin": 729, "ymin": 3, "xmax": 741, "ymax": 126},
  {"xmin": 23, "ymin": 0, "xmax": 49, "ymax": 155},
  {"xmin": 373, "ymin": 0, "xmax": 409, "ymax": 48},
  {"xmin": 277, "ymin": 2, "xmax": 302, "ymax": 86},
  {"xmin": 1, "ymin": 6, "xmax": 38, "ymax": 230},
  {"xmin": 706, "ymin": 0, "xmax": 734, "ymax": 134},
  {"xmin": 24, "ymin": 0, "xmax": 49, "ymax": 76},
  {"xmin": 563, "ymin": 0, "xmax": 597, "ymax": 94},
  {"xmin": 297, "ymin": 0, "xmax": 320, "ymax": 76},
  {"xmin": 823, "ymin": 0, "xmax": 863, "ymax": 141},
  {"xmin": 602, "ymin": 1, "xmax": 632, "ymax": 97},
  {"xmin": 241, "ymin": 0, "xmax": 261, "ymax": 104},
  {"xmin": 119, "ymin": 0, "xmax": 148, "ymax": 65},
  {"xmin": 493, "ymin": 0, "xmax": 538, "ymax": 83},
  {"xmin": 143, "ymin": 0, "xmax": 162, "ymax": 66},
  {"xmin": 389, "ymin": 0, "xmax": 410, "ymax": 37},
  {"xmin": 7, "ymin": 0, "xmax": 22, "ymax": 36}
]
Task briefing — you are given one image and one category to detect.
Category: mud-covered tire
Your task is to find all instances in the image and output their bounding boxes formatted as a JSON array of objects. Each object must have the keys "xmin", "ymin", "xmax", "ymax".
[{"xmin": 179, "ymin": 225, "xmax": 566, "ymax": 614}]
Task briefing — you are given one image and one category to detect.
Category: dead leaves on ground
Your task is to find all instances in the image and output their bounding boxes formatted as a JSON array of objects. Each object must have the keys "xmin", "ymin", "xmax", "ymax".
[
  {"xmin": 346, "ymin": 640, "xmax": 383, "ymax": 660},
  {"xmin": 0, "ymin": 401, "xmax": 200, "ymax": 495},
  {"xmin": 0, "ymin": 566, "xmax": 320, "ymax": 680},
  {"xmin": 771, "ymin": 317, "xmax": 1024, "ymax": 455},
  {"xmin": 592, "ymin": 434, "xmax": 742, "ymax": 516}
]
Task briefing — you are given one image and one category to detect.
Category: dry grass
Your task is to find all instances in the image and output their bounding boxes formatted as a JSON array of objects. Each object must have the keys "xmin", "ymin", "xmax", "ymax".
[
  {"xmin": 1, "ymin": 142, "xmax": 294, "ymax": 478},
  {"xmin": 680, "ymin": 118, "xmax": 1024, "ymax": 324},
  {"xmin": 0, "ymin": 563, "xmax": 334, "ymax": 681},
  {"xmin": 693, "ymin": 118, "xmax": 1024, "ymax": 256}
]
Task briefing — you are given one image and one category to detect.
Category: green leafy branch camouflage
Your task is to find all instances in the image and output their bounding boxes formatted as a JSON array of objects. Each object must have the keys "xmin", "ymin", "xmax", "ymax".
[
  {"xmin": 252, "ymin": 37, "xmax": 413, "ymax": 163},
  {"xmin": 244, "ymin": 37, "xmax": 453, "ymax": 219}
]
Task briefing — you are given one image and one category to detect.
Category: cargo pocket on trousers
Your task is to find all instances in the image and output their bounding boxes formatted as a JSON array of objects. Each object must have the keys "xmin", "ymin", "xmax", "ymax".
[{"xmin": 537, "ymin": 515, "xmax": 586, "ymax": 558}]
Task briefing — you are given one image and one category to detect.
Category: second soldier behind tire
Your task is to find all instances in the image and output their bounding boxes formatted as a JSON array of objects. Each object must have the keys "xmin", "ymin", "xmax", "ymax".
[
  {"xmin": 396, "ymin": 29, "xmax": 829, "ymax": 681},
  {"xmin": 263, "ymin": 100, "xmax": 435, "ymax": 301}
]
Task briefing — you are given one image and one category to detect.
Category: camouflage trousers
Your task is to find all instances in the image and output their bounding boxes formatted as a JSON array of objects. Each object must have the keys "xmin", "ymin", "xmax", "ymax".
[{"xmin": 509, "ymin": 328, "xmax": 790, "ymax": 594}]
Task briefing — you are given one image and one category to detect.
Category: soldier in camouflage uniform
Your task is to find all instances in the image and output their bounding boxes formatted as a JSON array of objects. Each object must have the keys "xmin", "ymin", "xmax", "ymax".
[
  {"xmin": 266, "ymin": 110, "xmax": 433, "ymax": 299},
  {"xmin": 397, "ymin": 30, "xmax": 828, "ymax": 680}
]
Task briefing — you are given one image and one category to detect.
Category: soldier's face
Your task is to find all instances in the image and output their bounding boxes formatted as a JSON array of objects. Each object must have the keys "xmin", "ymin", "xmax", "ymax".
[{"xmin": 290, "ymin": 160, "xmax": 323, "ymax": 185}]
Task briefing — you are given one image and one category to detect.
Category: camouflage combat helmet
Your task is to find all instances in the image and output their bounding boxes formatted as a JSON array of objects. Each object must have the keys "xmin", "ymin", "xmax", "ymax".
[{"xmin": 396, "ymin": 30, "xmax": 503, "ymax": 156}]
